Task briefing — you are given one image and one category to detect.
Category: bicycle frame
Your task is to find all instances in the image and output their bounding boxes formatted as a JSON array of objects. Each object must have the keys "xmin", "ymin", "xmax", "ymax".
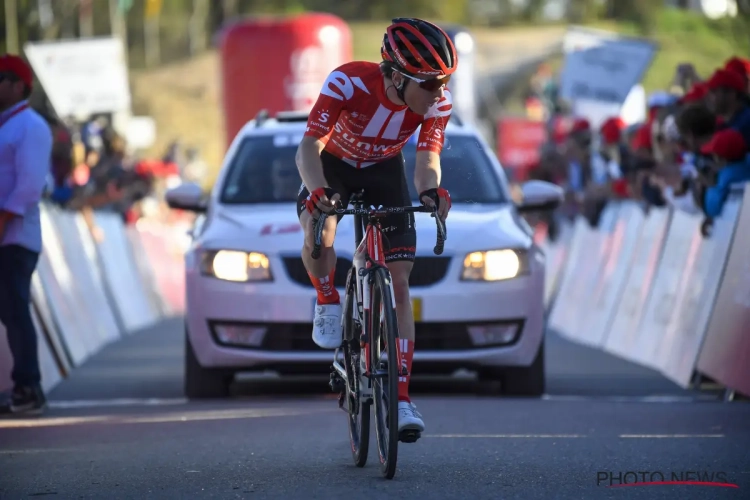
[
  {"xmin": 330, "ymin": 196, "xmax": 396, "ymax": 408},
  {"xmin": 315, "ymin": 192, "xmax": 446, "ymax": 411}
]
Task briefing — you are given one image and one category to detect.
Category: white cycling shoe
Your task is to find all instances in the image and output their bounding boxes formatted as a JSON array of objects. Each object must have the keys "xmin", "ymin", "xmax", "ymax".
[
  {"xmin": 312, "ymin": 301, "xmax": 343, "ymax": 349},
  {"xmin": 398, "ymin": 401, "xmax": 425, "ymax": 435}
]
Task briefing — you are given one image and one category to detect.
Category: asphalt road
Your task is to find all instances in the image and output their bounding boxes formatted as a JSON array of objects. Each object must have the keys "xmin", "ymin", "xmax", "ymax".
[{"xmin": 1, "ymin": 317, "xmax": 748, "ymax": 499}]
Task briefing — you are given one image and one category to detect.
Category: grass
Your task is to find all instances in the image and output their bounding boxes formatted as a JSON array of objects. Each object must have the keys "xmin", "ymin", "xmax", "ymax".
[
  {"xmin": 544, "ymin": 9, "xmax": 743, "ymax": 92},
  {"xmin": 503, "ymin": 9, "xmax": 743, "ymax": 115},
  {"xmin": 595, "ymin": 10, "xmax": 744, "ymax": 92}
]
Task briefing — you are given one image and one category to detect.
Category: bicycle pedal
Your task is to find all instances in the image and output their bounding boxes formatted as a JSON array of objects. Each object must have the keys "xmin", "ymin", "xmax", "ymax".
[{"xmin": 398, "ymin": 430, "xmax": 421, "ymax": 443}]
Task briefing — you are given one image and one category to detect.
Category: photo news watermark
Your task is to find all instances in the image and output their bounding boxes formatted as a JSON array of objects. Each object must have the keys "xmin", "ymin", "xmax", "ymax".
[{"xmin": 596, "ymin": 471, "xmax": 739, "ymax": 488}]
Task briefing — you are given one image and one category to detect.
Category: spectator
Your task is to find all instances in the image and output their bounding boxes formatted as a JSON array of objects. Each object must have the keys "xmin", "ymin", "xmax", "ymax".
[
  {"xmin": 724, "ymin": 56, "xmax": 750, "ymax": 92},
  {"xmin": 706, "ymin": 69, "xmax": 750, "ymax": 142},
  {"xmin": 701, "ymin": 128, "xmax": 750, "ymax": 218},
  {"xmin": 675, "ymin": 102, "xmax": 717, "ymax": 154},
  {"xmin": 0, "ymin": 54, "xmax": 53, "ymax": 415},
  {"xmin": 597, "ymin": 117, "xmax": 630, "ymax": 198}
]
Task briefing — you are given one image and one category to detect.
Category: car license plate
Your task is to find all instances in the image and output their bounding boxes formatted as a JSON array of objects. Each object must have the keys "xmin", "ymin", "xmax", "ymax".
[{"xmin": 412, "ymin": 297, "xmax": 422, "ymax": 322}]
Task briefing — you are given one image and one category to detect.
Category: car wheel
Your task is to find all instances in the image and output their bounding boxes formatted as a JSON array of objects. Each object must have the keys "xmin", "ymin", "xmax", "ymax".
[
  {"xmin": 503, "ymin": 340, "xmax": 545, "ymax": 397},
  {"xmin": 477, "ymin": 340, "xmax": 545, "ymax": 397},
  {"xmin": 185, "ymin": 328, "xmax": 233, "ymax": 399}
]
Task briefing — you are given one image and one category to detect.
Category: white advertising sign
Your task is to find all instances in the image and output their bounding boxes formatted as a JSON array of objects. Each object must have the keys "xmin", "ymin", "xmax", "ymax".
[
  {"xmin": 559, "ymin": 26, "xmax": 657, "ymax": 109},
  {"xmin": 24, "ymin": 37, "xmax": 132, "ymax": 120}
]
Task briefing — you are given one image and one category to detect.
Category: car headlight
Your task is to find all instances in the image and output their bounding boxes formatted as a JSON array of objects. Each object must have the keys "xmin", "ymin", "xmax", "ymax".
[
  {"xmin": 461, "ymin": 249, "xmax": 528, "ymax": 281},
  {"xmin": 200, "ymin": 250, "xmax": 272, "ymax": 282}
]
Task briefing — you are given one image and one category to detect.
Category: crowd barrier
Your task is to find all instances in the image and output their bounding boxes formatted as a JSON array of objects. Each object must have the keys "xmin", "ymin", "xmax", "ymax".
[
  {"xmin": 0, "ymin": 203, "xmax": 188, "ymax": 394},
  {"xmin": 540, "ymin": 182, "xmax": 750, "ymax": 399}
]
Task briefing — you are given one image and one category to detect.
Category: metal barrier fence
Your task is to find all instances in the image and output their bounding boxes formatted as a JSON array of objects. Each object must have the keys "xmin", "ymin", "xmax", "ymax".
[
  {"xmin": 0, "ymin": 203, "xmax": 189, "ymax": 393},
  {"xmin": 540, "ymin": 183, "xmax": 750, "ymax": 400}
]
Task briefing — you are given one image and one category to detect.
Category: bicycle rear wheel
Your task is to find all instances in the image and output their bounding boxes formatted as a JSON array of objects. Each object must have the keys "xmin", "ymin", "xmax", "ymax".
[
  {"xmin": 343, "ymin": 268, "xmax": 369, "ymax": 467},
  {"xmin": 370, "ymin": 267, "xmax": 400, "ymax": 479}
]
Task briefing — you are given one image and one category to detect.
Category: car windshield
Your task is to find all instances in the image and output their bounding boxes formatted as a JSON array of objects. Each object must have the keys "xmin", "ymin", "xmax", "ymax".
[{"xmin": 219, "ymin": 132, "xmax": 508, "ymax": 205}]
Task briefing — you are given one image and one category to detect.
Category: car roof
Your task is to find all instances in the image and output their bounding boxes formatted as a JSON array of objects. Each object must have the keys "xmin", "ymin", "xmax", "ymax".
[{"xmin": 233, "ymin": 109, "xmax": 477, "ymax": 139}]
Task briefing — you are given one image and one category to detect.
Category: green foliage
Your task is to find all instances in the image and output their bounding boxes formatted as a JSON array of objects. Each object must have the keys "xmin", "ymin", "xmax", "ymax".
[{"xmin": 0, "ymin": 0, "xmax": 745, "ymax": 75}]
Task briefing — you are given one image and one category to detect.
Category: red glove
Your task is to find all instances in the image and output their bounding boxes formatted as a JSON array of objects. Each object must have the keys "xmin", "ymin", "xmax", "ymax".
[
  {"xmin": 304, "ymin": 187, "xmax": 338, "ymax": 214},
  {"xmin": 419, "ymin": 187, "xmax": 451, "ymax": 211}
]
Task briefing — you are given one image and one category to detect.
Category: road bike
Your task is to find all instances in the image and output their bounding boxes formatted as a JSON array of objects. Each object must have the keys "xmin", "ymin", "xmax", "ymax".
[{"xmin": 311, "ymin": 191, "xmax": 446, "ymax": 479}]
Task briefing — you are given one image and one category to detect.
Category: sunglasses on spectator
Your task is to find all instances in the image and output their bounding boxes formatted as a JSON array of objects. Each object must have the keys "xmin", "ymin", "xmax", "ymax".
[
  {"xmin": 0, "ymin": 72, "xmax": 20, "ymax": 83},
  {"xmin": 398, "ymin": 71, "xmax": 450, "ymax": 92}
]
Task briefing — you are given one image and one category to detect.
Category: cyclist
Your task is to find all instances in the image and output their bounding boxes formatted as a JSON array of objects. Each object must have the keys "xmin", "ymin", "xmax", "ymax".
[{"xmin": 295, "ymin": 18, "xmax": 457, "ymax": 437}]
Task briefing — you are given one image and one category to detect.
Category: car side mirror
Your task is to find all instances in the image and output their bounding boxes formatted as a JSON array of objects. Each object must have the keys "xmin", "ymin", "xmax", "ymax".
[
  {"xmin": 516, "ymin": 180, "xmax": 563, "ymax": 213},
  {"xmin": 165, "ymin": 182, "xmax": 207, "ymax": 213}
]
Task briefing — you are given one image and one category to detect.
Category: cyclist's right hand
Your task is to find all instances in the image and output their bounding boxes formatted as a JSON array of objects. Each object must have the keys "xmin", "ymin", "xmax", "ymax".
[{"xmin": 305, "ymin": 187, "xmax": 341, "ymax": 215}]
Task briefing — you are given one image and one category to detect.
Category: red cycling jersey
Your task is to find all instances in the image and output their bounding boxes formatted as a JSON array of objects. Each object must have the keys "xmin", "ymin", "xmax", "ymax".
[{"xmin": 304, "ymin": 61, "xmax": 452, "ymax": 168}]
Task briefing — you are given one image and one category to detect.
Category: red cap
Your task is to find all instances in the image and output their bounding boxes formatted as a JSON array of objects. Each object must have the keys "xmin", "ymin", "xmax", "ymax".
[
  {"xmin": 707, "ymin": 68, "xmax": 746, "ymax": 94},
  {"xmin": 701, "ymin": 128, "xmax": 747, "ymax": 162},
  {"xmin": 570, "ymin": 117, "xmax": 590, "ymax": 134},
  {"xmin": 600, "ymin": 117, "xmax": 625, "ymax": 145},
  {"xmin": 724, "ymin": 56, "xmax": 750, "ymax": 80},
  {"xmin": 680, "ymin": 82, "xmax": 708, "ymax": 104},
  {"xmin": 631, "ymin": 125, "xmax": 652, "ymax": 151},
  {"xmin": 0, "ymin": 54, "xmax": 33, "ymax": 88}
]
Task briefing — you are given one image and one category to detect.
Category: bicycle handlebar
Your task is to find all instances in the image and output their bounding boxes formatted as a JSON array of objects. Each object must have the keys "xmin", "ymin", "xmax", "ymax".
[{"xmin": 311, "ymin": 205, "xmax": 447, "ymax": 260}]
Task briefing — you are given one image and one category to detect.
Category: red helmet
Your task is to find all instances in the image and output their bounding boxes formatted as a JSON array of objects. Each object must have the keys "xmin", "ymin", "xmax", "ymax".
[{"xmin": 381, "ymin": 18, "xmax": 458, "ymax": 78}]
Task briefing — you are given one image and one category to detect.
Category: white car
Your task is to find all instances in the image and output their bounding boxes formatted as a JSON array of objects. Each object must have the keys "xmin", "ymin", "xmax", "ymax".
[{"xmin": 166, "ymin": 110, "xmax": 563, "ymax": 399}]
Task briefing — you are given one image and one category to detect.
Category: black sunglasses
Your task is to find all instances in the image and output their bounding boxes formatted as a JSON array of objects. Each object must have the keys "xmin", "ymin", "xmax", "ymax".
[
  {"xmin": 0, "ymin": 72, "xmax": 20, "ymax": 83},
  {"xmin": 399, "ymin": 71, "xmax": 450, "ymax": 92}
]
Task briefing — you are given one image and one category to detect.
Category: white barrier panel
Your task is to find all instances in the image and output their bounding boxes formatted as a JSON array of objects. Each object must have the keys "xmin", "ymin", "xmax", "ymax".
[
  {"xmin": 30, "ymin": 308, "xmax": 64, "ymax": 393},
  {"xmin": 541, "ymin": 221, "xmax": 573, "ymax": 309},
  {"xmin": 94, "ymin": 212, "xmax": 161, "ymax": 332},
  {"xmin": 37, "ymin": 207, "xmax": 100, "ymax": 365},
  {"xmin": 575, "ymin": 203, "xmax": 625, "ymax": 347},
  {"xmin": 652, "ymin": 192, "xmax": 742, "ymax": 387},
  {"xmin": 134, "ymin": 219, "xmax": 188, "ymax": 315},
  {"xmin": 547, "ymin": 217, "xmax": 590, "ymax": 336},
  {"xmin": 630, "ymin": 209, "xmax": 703, "ymax": 371},
  {"xmin": 30, "ymin": 272, "xmax": 72, "ymax": 375},
  {"xmin": 548, "ymin": 207, "xmax": 618, "ymax": 346},
  {"xmin": 72, "ymin": 212, "xmax": 126, "ymax": 333},
  {"xmin": 582, "ymin": 202, "xmax": 645, "ymax": 347},
  {"xmin": 47, "ymin": 206, "xmax": 121, "ymax": 345},
  {"xmin": 125, "ymin": 226, "xmax": 168, "ymax": 319},
  {"xmin": 0, "ymin": 312, "xmax": 62, "ymax": 394},
  {"xmin": 696, "ymin": 185, "xmax": 750, "ymax": 397},
  {"xmin": 602, "ymin": 207, "xmax": 670, "ymax": 365}
]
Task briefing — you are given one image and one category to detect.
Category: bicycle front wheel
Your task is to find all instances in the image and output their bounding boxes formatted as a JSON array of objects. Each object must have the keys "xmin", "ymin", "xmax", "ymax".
[
  {"xmin": 370, "ymin": 267, "xmax": 400, "ymax": 480},
  {"xmin": 343, "ymin": 268, "xmax": 369, "ymax": 468}
]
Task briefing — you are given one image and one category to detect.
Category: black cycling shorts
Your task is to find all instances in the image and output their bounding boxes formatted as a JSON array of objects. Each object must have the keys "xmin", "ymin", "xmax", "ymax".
[{"xmin": 297, "ymin": 150, "xmax": 416, "ymax": 263}]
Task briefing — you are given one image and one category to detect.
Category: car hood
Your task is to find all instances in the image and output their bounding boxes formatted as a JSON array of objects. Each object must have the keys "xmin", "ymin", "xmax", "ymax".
[{"xmin": 197, "ymin": 203, "xmax": 533, "ymax": 257}]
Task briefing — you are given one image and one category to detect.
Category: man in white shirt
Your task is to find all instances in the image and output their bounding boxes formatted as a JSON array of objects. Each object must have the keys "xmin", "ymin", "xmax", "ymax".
[{"xmin": 0, "ymin": 54, "xmax": 53, "ymax": 415}]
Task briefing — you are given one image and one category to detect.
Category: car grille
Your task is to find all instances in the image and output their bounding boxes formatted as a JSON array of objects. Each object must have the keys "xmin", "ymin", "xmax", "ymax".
[
  {"xmin": 257, "ymin": 323, "xmax": 471, "ymax": 351},
  {"xmin": 282, "ymin": 256, "xmax": 451, "ymax": 288},
  {"xmin": 255, "ymin": 321, "xmax": 522, "ymax": 351},
  {"xmin": 211, "ymin": 320, "xmax": 524, "ymax": 352}
]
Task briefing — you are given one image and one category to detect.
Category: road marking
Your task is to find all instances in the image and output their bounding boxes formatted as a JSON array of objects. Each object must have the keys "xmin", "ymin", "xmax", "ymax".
[
  {"xmin": 48, "ymin": 398, "xmax": 188, "ymax": 409},
  {"xmin": 0, "ymin": 407, "xmax": 336, "ymax": 429},
  {"xmin": 541, "ymin": 395, "xmax": 718, "ymax": 403},
  {"xmin": 619, "ymin": 434, "xmax": 725, "ymax": 439},
  {"xmin": 0, "ymin": 447, "xmax": 85, "ymax": 455},
  {"xmin": 425, "ymin": 434, "xmax": 586, "ymax": 438},
  {"xmin": 425, "ymin": 434, "xmax": 727, "ymax": 439}
]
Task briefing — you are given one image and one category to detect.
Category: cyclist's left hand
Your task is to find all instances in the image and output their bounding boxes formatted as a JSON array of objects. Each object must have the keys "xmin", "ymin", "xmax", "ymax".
[{"xmin": 419, "ymin": 187, "xmax": 451, "ymax": 221}]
